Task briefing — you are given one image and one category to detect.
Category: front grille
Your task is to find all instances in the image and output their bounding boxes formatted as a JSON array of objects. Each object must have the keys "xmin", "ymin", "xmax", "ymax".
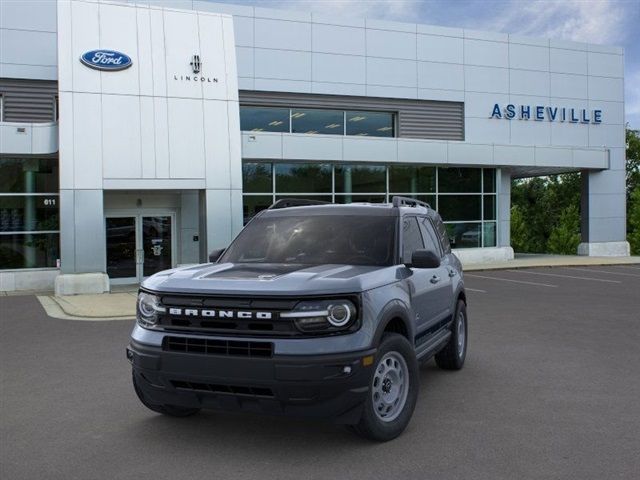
[
  {"xmin": 171, "ymin": 380, "xmax": 274, "ymax": 398},
  {"xmin": 157, "ymin": 295, "xmax": 300, "ymax": 337},
  {"xmin": 163, "ymin": 336, "xmax": 273, "ymax": 357}
]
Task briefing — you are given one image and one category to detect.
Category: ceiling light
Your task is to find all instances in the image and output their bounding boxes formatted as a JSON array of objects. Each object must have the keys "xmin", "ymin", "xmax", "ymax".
[
  {"xmin": 324, "ymin": 123, "xmax": 341, "ymax": 129},
  {"xmin": 356, "ymin": 132, "xmax": 369, "ymax": 136},
  {"xmin": 377, "ymin": 127, "xmax": 392, "ymax": 131},
  {"xmin": 306, "ymin": 130, "xmax": 318, "ymax": 134},
  {"xmin": 268, "ymin": 120, "xmax": 283, "ymax": 126},
  {"xmin": 349, "ymin": 116, "xmax": 366, "ymax": 122},
  {"xmin": 291, "ymin": 112, "xmax": 306, "ymax": 118},
  {"xmin": 251, "ymin": 128, "xmax": 264, "ymax": 132}
]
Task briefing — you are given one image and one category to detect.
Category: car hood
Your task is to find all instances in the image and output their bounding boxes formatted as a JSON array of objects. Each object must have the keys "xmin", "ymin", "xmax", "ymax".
[{"xmin": 141, "ymin": 262, "xmax": 401, "ymax": 296}]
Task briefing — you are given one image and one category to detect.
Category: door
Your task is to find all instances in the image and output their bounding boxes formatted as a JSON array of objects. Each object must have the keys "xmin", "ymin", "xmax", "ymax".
[{"xmin": 105, "ymin": 214, "xmax": 175, "ymax": 283}]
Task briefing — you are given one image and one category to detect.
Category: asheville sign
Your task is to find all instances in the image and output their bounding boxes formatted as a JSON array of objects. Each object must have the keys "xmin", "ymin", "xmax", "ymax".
[
  {"xmin": 80, "ymin": 50, "xmax": 132, "ymax": 71},
  {"xmin": 490, "ymin": 104, "xmax": 602, "ymax": 124}
]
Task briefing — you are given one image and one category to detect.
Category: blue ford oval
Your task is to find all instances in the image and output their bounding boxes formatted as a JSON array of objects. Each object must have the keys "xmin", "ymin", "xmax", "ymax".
[{"xmin": 80, "ymin": 50, "xmax": 132, "ymax": 71}]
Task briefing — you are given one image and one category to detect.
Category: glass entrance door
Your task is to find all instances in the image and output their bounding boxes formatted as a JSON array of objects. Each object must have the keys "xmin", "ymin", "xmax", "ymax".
[
  {"xmin": 141, "ymin": 216, "xmax": 172, "ymax": 278},
  {"xmin": 105, "ymin": 214, "xmax": 174, "ymax": 283}
]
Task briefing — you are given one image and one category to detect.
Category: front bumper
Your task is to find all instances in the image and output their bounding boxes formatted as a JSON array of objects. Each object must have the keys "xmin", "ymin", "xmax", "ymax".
[{"xmin": 127, "ymin": 339, "xmax": 376, "ymax": 424}]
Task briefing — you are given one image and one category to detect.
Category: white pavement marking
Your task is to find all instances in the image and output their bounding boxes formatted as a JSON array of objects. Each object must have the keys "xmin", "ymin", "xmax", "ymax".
[
  {"xmin": 465, "ymin": 274, "xmax": 557, "ymax": 288},
  {"xmin": 506, "ymin": 269, "xmax": 621, "ymax": 283},
  {"xmin": 465, "ymin": 288, "xmax": 487, "ymax": 293},
  {"xmin": 564, "ymin": 267, "xmax": 640, "ymax": 278}
]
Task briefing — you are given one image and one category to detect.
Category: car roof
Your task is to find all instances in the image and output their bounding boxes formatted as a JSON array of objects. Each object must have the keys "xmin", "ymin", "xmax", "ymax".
[{"xmin": 259, "ymin": 202, "xmax": 433, "ymax": 218}]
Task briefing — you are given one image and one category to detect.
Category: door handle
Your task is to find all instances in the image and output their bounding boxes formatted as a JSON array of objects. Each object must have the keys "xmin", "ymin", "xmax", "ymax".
[
  {"xmin": 430, "ymin": 275, "xmax": 441, "ymax": 284},
  {"xmin": 448, "ymin": 269, "xmax": 458, "ymax": 277}
]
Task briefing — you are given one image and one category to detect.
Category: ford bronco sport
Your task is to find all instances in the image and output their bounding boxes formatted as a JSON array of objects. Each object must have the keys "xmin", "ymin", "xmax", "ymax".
[{"xmin": 127, "ymin": 197, "xmax": 467, "ymax": 441}]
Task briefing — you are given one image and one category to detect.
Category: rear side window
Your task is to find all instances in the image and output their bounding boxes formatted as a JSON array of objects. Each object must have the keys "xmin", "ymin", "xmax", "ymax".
[
  {"xmin": 419, "ymin": 218, "xmax": 442, "ymax": 257},
  {"xmin": 433, "ymin": 215, "xmax": 451, "ymax": 254},
  {"xmin": 402, "ymin": 217, "xmax": 424, "ymax": 263}
]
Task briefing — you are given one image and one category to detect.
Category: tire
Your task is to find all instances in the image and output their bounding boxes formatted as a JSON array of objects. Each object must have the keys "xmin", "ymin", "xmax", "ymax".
[
  {"xmin": 351, "ymin": 333, "xmax": 419, "ymax": 442},
  {"xmin": 132, "ymin": 372, "xmax": 201, "ymax": 418},
  {"xmin": 435, "ymin": 299, "xmax": 467, "ymax": 371}
]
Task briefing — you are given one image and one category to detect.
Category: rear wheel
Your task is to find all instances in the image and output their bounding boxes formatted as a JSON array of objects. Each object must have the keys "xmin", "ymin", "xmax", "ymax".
[
  {"xmin": 351, "ymin": 333, "xmax": 418, "ymax": 441},
  {"xmin": 435, "ymin": 299, "xmax": 467, "ymax": 370},
  {"xmin": 132, "ymin": 372, "xmax": 200, "ymax": 417}
]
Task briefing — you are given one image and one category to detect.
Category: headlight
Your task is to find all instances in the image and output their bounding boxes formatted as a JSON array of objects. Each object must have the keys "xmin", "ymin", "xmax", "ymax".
[
  {"xmin": 136, "ymin": 292, "xmax": 165, "ymax": 328},
  {"xmin": 281, "ymin": 299, "xmax": 357, "ymax": 333}
]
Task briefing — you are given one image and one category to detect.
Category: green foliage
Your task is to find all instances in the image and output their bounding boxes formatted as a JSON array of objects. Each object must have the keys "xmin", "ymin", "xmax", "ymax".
[
  {"xmin": 628, "ymin": 186, "xmax": 640, "ymax": 255},
  {"xmin": 626, "ymin": 128, "xmax": 640, "ymax": 198},
  {"xmin": 547, "ymin": 204, "xmax": 581, "ymax": 254},
  {"xmin": 510, "ymin": 173, "xmax": 581, "ymax": 254}
]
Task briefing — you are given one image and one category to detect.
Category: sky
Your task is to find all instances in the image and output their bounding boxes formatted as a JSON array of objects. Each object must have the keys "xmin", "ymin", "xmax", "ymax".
[{"xmin": 213, "ymin": 0, "xmax": 640, "ymax": 129}]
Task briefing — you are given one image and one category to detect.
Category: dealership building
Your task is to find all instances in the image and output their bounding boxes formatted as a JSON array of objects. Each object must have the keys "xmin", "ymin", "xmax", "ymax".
[{"xmin": 0, "ymin": 0, "xmax": 629, "ymax": 293}]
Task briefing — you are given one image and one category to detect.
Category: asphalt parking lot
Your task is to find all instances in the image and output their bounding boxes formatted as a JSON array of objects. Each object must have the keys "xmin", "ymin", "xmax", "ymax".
[{"xmin": 1, "ymin": 265, "xmax": 640, "ymax": 480}]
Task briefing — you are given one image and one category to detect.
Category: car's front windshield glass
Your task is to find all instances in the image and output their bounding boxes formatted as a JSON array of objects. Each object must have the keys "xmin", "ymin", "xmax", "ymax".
[{"xmin": 219, "ymin": 214, "xmax": 396, "ymax": 266}]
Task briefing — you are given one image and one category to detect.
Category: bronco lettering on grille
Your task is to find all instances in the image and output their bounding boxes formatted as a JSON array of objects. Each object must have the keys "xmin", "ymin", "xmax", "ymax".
[{"xmin": 168, "ymin": 308, "xmax": 273, "ymax": 320}]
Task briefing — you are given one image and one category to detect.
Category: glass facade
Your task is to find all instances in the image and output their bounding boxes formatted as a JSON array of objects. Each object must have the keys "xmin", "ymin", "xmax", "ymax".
[
  {"xmin": 0, "ymin": 157, "xmax": 59, "ymax": 269},
  {"xmin": 243, "ymin": 162, "xmax": 497, "ymax": 248},
  {"xmin": 240, "ymin": 106, "xmax": 395, "ymax": 137}
]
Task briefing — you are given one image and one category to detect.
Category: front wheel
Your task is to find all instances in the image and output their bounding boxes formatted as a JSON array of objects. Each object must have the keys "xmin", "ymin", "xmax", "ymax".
[
  {"xmin": 132, "ymin": 372, "xmax": 201, "ymax": 417},
  {"xmin": 351, "ymin": 333, "xmax": 419, "ymax": 442},
  {"xmin": 435, "ymin": 299, "xmax": 467, "ymax": 370}
]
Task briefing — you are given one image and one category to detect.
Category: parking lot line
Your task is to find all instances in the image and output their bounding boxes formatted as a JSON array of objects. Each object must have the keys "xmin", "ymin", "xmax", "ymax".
[
  {"xmin": 465, "ymin": 273, "xmax": 557, "ymax": 288},
  {"xmin": 465, "ymin": 287, "xmax": 487, "ymax": 293},
  {"xmin": 506, "ymin": 269, "xmax": 622, "ymax": 283},
  {"xmin": 564, "ymin": 267, "xmax": 640, "ymax": 278}
]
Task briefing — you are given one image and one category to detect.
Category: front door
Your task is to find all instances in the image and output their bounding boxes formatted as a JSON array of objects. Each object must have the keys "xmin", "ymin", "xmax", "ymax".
[{"xmin": 105, "ymin": 214, "xmax": 175, "ymax": 283}]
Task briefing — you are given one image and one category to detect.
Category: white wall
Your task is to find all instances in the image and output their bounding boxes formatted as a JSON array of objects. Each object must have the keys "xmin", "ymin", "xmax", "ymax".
[{"xmin": 57, "ymin": 0, "xmax": 242, "ymax": 272}]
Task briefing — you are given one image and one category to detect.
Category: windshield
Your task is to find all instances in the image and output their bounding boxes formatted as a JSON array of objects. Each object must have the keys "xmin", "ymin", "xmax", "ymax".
[{"xmin": 219, "ymin": 215, "xmax": 397, "ymax": 266}]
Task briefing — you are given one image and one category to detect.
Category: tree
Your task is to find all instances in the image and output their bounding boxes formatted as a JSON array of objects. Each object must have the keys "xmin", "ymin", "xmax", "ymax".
[
  {"xmin": 628, "ymin": 186, "xmax": 640, "ymax": 255},
  {"xmin": 547, "ymin": 204, "xmax": 581, "ymax": 254},
  {"xmin": 626, "ymin": 128, "xmax": 640, "ymax": 199}
]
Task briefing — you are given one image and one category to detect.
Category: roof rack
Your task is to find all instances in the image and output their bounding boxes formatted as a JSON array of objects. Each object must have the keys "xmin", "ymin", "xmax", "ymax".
[
  {"xmin": 391, "ymin": 196, "xmax": 431, "ymax": 209},
  {"xmin": 268, "ymin": 198, "xmax": 331, "ymax": 210}
]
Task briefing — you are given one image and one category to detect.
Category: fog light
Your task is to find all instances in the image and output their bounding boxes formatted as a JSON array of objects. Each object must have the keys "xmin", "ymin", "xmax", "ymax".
[
  {"xmin": 126, "ymin": 348, "xmax": 134, "ymax": 361},
  {"xmin": 362, "ymin": 355, "xmax": 374, "ymax": 366}
]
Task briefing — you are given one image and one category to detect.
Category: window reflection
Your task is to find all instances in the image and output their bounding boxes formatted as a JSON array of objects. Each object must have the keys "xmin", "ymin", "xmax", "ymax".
[
  {"xmin": 291, "ymin": 109, "xmax": 343, "ymax": 135},
  {"xmin": 242, "ymin": 162, "xmax": 497, "ymax": 248},
  {"xmin": 275, "ymin": 164, "xmax": 331, "ymax": 193},
  {"xmin": 346, "ymin": 111, "xmax": 394, "ymax": 137},
  {"xmin": 239, "ymin": 107, "xmax": 289, "ymax": 133}
]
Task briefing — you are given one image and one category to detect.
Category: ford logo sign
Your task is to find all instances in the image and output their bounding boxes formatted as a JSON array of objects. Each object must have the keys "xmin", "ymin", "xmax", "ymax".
[{"xmin": 80, "ymin": 50, "xmax": 132, "ymax": 71}]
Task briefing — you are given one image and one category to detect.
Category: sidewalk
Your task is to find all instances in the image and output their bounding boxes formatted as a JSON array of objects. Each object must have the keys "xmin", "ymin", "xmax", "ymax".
[{"xmin": 35, "ymin": 254, "xmax": 640, "ymax": 321}]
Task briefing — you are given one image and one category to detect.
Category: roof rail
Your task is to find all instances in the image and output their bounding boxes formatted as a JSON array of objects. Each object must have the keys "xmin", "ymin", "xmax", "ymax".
[
  {"xmin": 268, "ymin": 198, "xmax": 331, "ymax": 210},
  {"xmin": 391, "ymin": 196, "xmax": 431, "ymax": 209}
]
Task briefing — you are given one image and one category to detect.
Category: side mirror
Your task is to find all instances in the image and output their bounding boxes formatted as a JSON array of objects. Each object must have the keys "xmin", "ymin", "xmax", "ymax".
[
  {"xmin": 408, "ymin": 249, "xmax": 441, "ymax": 269},
  {"xmin": 208, "ymin": 248, "xmax": 225, "ymax": 263}
]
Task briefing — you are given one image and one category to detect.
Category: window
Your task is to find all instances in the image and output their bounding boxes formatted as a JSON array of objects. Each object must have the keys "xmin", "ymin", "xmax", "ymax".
[
  {"xmin": 0, "ymin": 94, "xmax": 3, "ymax": 122},
  {"xmin": 335, "ymin": 165, "xmax": 386, "ymax": 193},
  {"xmin": 0, "ymin": 157, "xmax": 60, "ymax": 269},
  {"xmin": 389, "ymin": 165, "xmax": 435, "ymax": 194},
  {"xmin": 346, "ymin": 111, "xmax": 394, "ymax": 137},
  {"xmin": 438, "ymin": 167, "xmax": 481, "ymax": 193},
  {"xmin": 239, "ymin": 107, "xmax": 289, "ymax": 133},
  {"xmin": 402, "ymin": 217, "xmax": 424, "ymax": 263},
  {"xmin": 239, "ymin": 106, "xmax": 396, "ymax": 138},
  {"xmin": 275, "ymin": 163, "xmax": 331, "ymax": 193},
  {"xmin": 420, "ymin": 218, "xmax": 442, "ymax": 257},
  {"xmin": 291, "ymin": 109, "xmax": 343, "ymax": 135},
  {"xmin": 241, "ymin": 162, "xmax": 497, "ymax": 249}
]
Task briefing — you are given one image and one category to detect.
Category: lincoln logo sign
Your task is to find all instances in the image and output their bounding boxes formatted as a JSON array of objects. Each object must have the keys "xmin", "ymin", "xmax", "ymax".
[
  {"xmin": 80, "ymin": 50, "xmax": 132, "ymax": 71},
  {"xmin": 168, "ymin": 308, "xmax": 273, "ymax": 320},
  {"xmin": 490, "ymin": 103, "xmax": 602, "ymax": 124}
]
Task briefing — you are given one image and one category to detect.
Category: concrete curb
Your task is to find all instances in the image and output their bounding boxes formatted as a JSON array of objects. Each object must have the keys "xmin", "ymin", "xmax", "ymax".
[{"xmin": 36, "ymin": 295, "xmax": 135, "ymax": 321}]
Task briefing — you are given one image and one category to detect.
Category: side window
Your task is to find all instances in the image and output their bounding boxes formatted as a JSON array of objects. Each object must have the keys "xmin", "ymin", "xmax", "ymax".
[
  {"xmin": 402, "ymin": 217, "xmax": 424, "ymax": 263},
  {"xmin": 419, "ymin": 218, "xmax": 442, "ymax": 257},
  {"xmin": 433, "ymin": 215, "xmax": 451, "ymax": 254}
]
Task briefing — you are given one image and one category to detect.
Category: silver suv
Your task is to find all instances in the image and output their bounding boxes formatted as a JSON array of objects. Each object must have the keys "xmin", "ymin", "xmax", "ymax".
[{"xmin": 127, "ymin": 197, "xmax": 468, "ymax": 441}]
